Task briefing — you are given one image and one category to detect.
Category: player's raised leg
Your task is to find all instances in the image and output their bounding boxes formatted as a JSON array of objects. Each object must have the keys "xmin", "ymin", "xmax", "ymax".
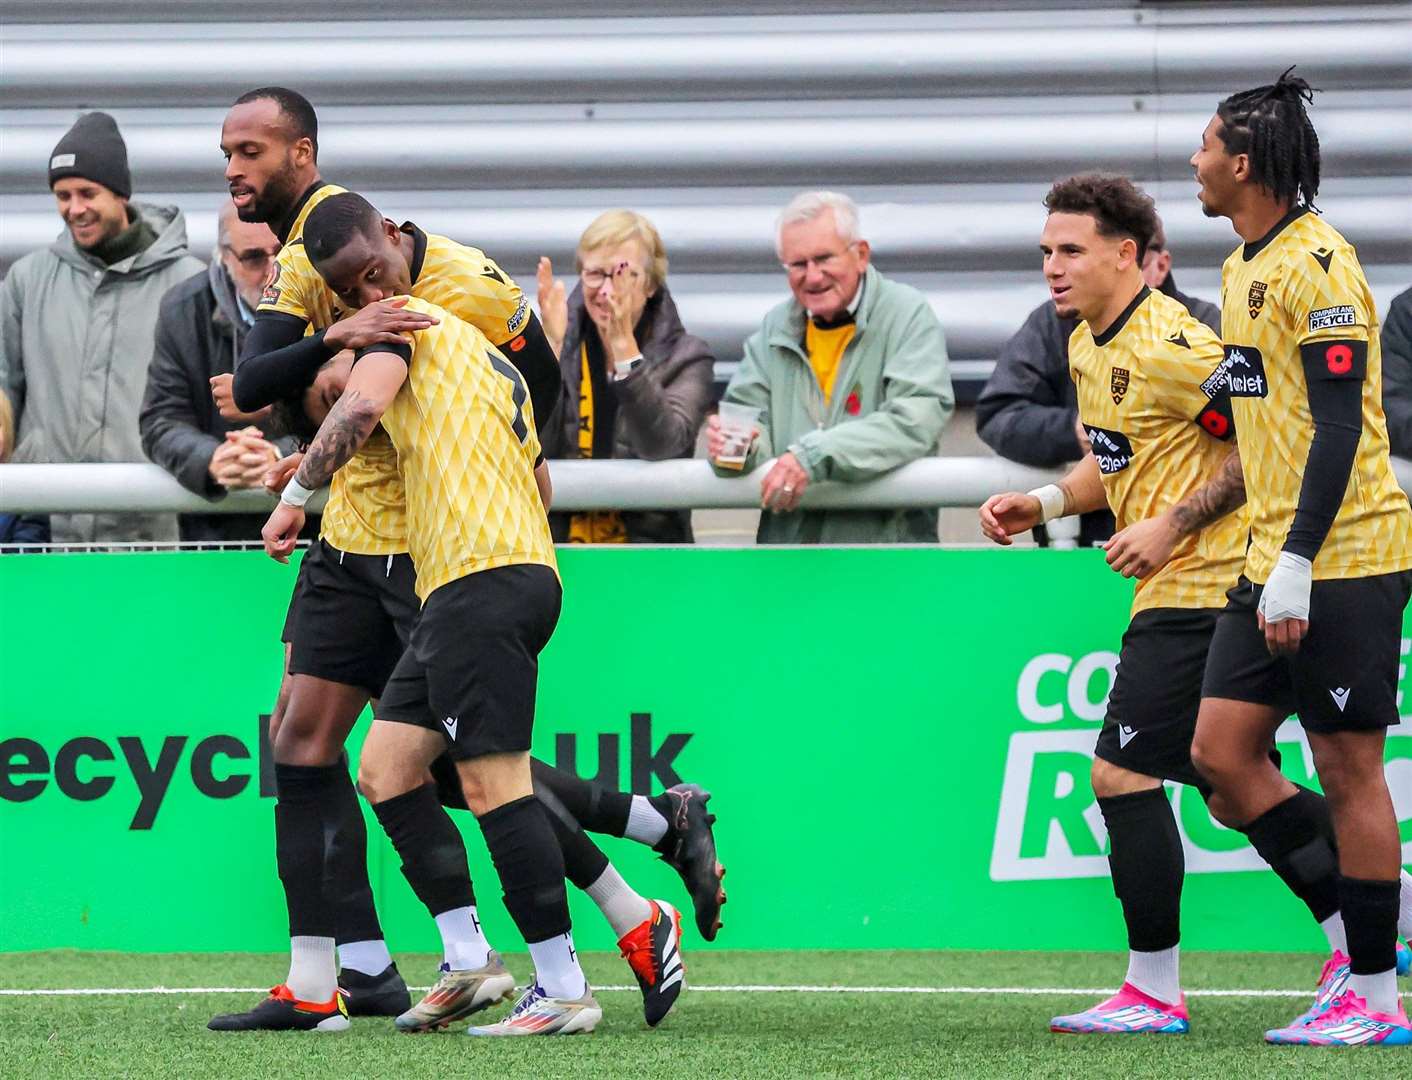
[
  {"xmin": 539, "ymin": 783, "xmax": 685, "ymax": 1026},
  {"xmin": 531, "ymin": 759, "xmax": 727, "ymax": 941}
]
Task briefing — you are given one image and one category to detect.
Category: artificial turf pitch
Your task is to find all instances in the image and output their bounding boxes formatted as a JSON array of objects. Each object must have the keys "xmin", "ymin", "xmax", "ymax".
[{"xmin": 3, "ymin": 949, "xmax": 1408, "ymax": 1078}]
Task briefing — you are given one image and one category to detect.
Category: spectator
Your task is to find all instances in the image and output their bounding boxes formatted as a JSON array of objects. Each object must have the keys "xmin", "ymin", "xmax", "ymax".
[
  {"xmin": 0, "ymin": 387, "xmax": 50, "ymax": 547},
  {"xmin": 976, "ymin": 212, "xmax": 1218, "ymax": 545},
  {"xmin": 1381, "ymin": 286, "xmax": 1412, "ymax": 459},
  {"xmin": 537, "ymin": 210, "xmax": 713, "ymax": 542},
  {"xmin": 0, "ymin": 112, "xmax": 203, "ymax": 543},
  {"xmin": 139, "ymin": 201, "xmax": 296, "ymax": 543},
  {"xmin": 708, "ymin": 191, "xmax": 953, "ymax": 543}
]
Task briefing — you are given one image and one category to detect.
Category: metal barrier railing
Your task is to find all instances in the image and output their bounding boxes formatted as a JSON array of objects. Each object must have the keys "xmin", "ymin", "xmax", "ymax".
[{"xmin": 0, "ymin": 458, "xmax": 1065, "ymax": 515}]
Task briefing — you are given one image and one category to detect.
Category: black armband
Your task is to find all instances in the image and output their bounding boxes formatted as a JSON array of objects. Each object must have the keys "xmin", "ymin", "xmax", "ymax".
[
  {"xmin": 1194, "ymin": 389, "xmax": 1236, "ymax": 442},
  {"xmin": 493, "ymin": 313, "xmax": 562, "ymax": 435},
  {"xmin": 233, "ymin": 313, "xmax": 334, "ymax": 412},
  {"xmin": 353, "ymin": 341, "xmax": 412, "ymax": 365},
  {"xmin": 1284, "ymin": 339, "xmax": 1366, "ymax": 559}
]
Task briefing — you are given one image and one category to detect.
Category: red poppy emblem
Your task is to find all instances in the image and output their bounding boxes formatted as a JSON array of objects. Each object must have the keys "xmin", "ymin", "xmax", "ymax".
[{"xmin": 845, "ymin": 388, "xmax": 861, "ymax": 415}]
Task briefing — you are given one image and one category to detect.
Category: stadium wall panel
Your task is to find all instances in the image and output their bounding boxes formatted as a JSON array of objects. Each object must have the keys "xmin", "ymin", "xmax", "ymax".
[
  {"xmin": 0, "ymin": 3, "xmax": 1407, "ymax": 397},
  {"xmin": 1, "ymin": 549, "xmax": 1409, "ymax": 953}
]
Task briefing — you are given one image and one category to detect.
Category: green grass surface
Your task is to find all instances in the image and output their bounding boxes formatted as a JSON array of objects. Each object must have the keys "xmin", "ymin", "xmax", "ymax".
[{"xmin": 2, "ymin": 950, "xmax": 1408, "ymax": 1078}]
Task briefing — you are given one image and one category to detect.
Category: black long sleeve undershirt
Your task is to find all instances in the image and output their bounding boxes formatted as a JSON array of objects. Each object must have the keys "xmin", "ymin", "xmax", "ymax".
[
  {"xmin": 233, "ymin": 313, "xmax": 333, "ymax": 412},
  {"xmin": 506, "ymin": 313, "xmax": 563, "ymax": 436},
  {"xmin": 1284, "ymin": 341, "xmax": 1367, "ymax": 560},
  {"xmin": 236, "ymin": 306, "xmax": 563, "ymax": 437}
]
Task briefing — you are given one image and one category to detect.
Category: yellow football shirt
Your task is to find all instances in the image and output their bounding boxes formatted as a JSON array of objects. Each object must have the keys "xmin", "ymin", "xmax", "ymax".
[
  {"xmin": 1069, "ymin": 286, "xmax": 1247, "ymax": 615},
  {"xmin": 258, "ymin": 187, "xmax": 531, "ymax": 556},
  {"xmin": 805, "ymin": 321, "xmax": 856, "ymax": 403},
  {"xmin": 364, "ymin": 296, "xmax": 555, "ymax": 602},
  {"xmin": 1219, "ymin": 209, "xmax": 1412, "ymax": 582}
]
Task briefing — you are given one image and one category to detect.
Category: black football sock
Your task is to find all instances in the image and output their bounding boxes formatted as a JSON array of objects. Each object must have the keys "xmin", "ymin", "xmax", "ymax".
[
  {"xmin": 1240, "ymin": 786, "xmax": 1340, "ymax": 924},
  {"xmin": 371, "ymin": 783, "xmax": 476, "ymax": 917},
  {"xmin": 323, "ymin": 755, "xmax": 385, "ymax": 953},
  {"xmin": 531, "ymin": 757, "xmax": 633, "ymax": 836},
  {"xmin": 537, "ymin": 781, "xmax": 611, "ymax": 891},
  {"xmin": 1098, "ymin": 788, "xmax": 1183, "ymax": 952},
  {"xmin": 1340, "ymin": 876, "xmax": 1401, "ymax": 1014},
  {"xmin": 274, "ymin": 762, "xmax": 343, "ymax": 940},
  {"xmin": 477, "ymin": 794, "xmax": 572, "ymax": 944}
]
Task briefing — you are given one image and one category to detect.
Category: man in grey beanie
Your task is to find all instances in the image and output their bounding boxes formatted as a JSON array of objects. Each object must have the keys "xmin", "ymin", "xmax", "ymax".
[{"xmin": 0, "ymin": 111, "xmax": 203, "ymax": 544}]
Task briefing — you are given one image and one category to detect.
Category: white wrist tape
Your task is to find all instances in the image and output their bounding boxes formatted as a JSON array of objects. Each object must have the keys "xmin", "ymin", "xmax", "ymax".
[
  {"xmin": 1028, "ymin": 484, "xmax": 1067, "ymax": 524},
  {"xmin": 281, "ymin": 477, "xmax": 316, "ymax": 508}
]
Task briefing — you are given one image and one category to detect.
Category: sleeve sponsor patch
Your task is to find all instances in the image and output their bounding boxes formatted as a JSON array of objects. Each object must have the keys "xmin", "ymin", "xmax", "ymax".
[
  {"xmin": 507, "ymin": 295, "xmax": 530, "ymax": 336},
  {"xmin": 1307, "ymin": 305, "xmax": 1357, "ymax": 333},
  {"xmin": 1299, "ymin": 338, "xmax": 1367, "ymax": 382},
  {"xmin": 259, "ymin": 262, "xmax": 283, "ymax": 306},
  {"xmin": 1084, "ymin": 425, "xmax": 1134, "ymax": 475}
]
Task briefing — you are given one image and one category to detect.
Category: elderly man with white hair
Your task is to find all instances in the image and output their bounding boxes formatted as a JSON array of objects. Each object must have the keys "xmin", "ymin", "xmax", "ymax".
[{"xmin": 708, "ymin": 191, "xmax": 954, "ymax": 542}]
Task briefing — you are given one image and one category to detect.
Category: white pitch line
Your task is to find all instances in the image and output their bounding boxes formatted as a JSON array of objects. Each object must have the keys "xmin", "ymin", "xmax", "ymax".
[{"xmin": 0, "ymin": 984, "xmax": 1347, "ymax": 999}]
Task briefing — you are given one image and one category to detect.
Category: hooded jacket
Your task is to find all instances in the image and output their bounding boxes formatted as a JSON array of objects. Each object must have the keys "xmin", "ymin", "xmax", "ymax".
[
  {"xmin": 0, "ymin": 202, "xmax": 204, "ymax": 543},
  {"xmin": 715, "ymin": 264, "xmax": 954, "ymax": 544},
  {"xmin": 542, "ymin": 283, "xmax": 714, "ymax": 542},
  {"xmin": 140, "ymin": 261, "xmax": 300, "ymax": 543}
]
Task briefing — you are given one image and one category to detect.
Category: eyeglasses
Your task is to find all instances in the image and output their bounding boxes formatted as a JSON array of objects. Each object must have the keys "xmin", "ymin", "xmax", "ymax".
[
  {"xmin": 223, "ymin": 244, "xmax": 279, "ymax": 269},
  {"xmin": 580, "ymin": 263, "xmax": 644, "ymax": 289},
  {"xmin": 781, "ymin": 242, "xmax": 858, "ymax": 276}
]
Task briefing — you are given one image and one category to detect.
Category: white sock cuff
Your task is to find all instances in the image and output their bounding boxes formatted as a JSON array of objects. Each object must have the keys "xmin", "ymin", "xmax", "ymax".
[
  {"xmin": 1125, "ymin": 945, "xmax": 1181, "ymax": 1007},
  {"xmin": 625, "ymin": 794, "xmax": 669, "ymax": 846},
  {"xmin": 585, "ymin": 865, "xmax": 653, "ymax": 938}
]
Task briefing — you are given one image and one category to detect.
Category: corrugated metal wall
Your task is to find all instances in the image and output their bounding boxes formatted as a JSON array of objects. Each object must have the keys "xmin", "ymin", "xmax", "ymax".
[{"xmin": 2, "ymin": 3, "xmax": 1408, "ymax": 397}]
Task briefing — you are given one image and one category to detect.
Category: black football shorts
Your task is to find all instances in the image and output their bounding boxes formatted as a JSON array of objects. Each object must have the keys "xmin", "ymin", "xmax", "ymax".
[
  {"xmin": 1202, "ymin": 571, "xmax": 1411, "ymax": 734},
  {"xmin": 282, "ymin": 539, "xmax": 420, "ymax": 697},
  {"xmin": 1096, "ymin": 607, "xmax": 1221, "ymax": 791},
  {"xmin": 375, "ymin": 564, "xmax": 562, "ymax": 761}
]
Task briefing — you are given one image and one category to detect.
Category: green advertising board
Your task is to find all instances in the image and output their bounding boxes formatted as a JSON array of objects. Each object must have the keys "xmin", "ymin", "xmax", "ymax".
[{"xmin": 1, "ymin": 548, "xmax": 1409, "ymax": 955}]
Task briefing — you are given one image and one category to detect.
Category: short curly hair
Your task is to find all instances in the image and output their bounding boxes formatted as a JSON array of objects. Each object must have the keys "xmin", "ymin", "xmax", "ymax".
[{"xmin": 1043, "ymin": 173, "xmax": 1159, "ymax": 257}]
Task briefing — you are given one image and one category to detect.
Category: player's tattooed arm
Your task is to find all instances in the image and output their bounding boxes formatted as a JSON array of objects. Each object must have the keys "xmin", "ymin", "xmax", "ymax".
[
  {"xmin": 291, "ymin": 351, "xmax": 408, "ymax": 490},
  {"xmin": 293, "ymin": 388, "xmax": 382, "ymax": 490},
  {"xmin": 1169, "ymin": 447, "xmax": 1246, "ymax": 538}
]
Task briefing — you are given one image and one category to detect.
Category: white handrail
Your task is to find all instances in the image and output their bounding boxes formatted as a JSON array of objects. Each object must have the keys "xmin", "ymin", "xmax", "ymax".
[
  {"xmin": 0, "ymin": 458, "xmax": 1065, "ymax": 515},
  {"xmin": 5, "ymin": 457, "xmax": 1409, "ymax": 515}
]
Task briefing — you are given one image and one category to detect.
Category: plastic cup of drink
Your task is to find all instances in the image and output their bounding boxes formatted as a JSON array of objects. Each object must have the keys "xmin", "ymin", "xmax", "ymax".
[{"xmin": 715, "ymin": 402, "xmax": 760, "ymax": 470}]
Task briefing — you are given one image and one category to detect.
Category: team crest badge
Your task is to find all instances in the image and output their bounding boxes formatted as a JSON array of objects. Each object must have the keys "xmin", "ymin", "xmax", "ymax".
[
  {"xmin": 1247, "ymin": 280, "xmax": 1268, "ymax": 318},
  {"xmin": 1110, "ymin": 367, "xmax": 1130, "ymax": 405}
]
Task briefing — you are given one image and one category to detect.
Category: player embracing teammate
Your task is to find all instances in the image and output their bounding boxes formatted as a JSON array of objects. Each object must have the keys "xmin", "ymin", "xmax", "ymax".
[{"xmin": 984, "ymin": 69, "xmax": 1412, "ymax": 1048}]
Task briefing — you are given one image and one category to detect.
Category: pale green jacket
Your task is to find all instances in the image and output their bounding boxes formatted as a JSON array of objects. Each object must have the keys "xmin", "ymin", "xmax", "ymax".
[{"xmin": 716, "ymin": 266, "xmax": 953, "ymax": 543}]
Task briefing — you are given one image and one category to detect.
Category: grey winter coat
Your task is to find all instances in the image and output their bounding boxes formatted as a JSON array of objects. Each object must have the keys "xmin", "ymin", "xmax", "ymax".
[
  {"xmin": 543, "ymin": 283, "xmax": 714, "ymax": 542},
  {"xmin": 140, "ymin": 262, "xmax": 299, "ymax": 543},
  {"xmin": 0, "ymin": 203, "xmax": 204, "ymax": 542}
]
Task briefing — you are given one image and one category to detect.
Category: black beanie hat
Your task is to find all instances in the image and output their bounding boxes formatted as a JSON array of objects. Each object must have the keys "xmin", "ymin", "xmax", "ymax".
[{"xmin": 48, "ymin": 112, "xmax": 131, "ymax": 199}]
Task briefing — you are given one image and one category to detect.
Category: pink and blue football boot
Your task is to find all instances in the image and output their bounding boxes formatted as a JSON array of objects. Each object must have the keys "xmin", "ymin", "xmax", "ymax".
[{"xmin": 1050, "ymin": 982, "xmax": 1189, "ymax": 1035}]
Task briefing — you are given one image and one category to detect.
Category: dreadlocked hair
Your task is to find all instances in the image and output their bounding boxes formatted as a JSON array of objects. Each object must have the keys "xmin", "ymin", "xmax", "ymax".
[{"xmin": 1216, "ymin": 66, "xmax": 1321, "ymax": 209}]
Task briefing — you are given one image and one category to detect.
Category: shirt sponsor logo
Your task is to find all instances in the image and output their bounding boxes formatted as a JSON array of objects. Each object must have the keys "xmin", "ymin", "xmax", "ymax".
[
  {"xmin": 1203, "ymin": 345, "xmax": 1268, "ymax": 399},
  {"xmin": 507, "ymin": 295, "xmax": 529, "ymax": 335},
  {"xmin": 1084, "ymin": 425, "xmax": 1134, "ymax": 475},
  {"xmin": 1109, "ymin": 367, "xmax": 1130, "ymax": 405},
  {"xmin": 1247, "ymin": 281, "xmax": 1268, "ymax": 318},
  {"xmin": 1308, "ymin": 305, "xmax": 1356, "ymax": 333},
  {"xmin": 50, "ymin": 153, "xmax": 76, "ymax": 169}
]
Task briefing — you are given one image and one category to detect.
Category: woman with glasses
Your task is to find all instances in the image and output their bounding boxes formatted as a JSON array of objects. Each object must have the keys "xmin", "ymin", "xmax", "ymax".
[{"xmin": 536, "ymin": 210, "xmax": 714, "ymax": 543}]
